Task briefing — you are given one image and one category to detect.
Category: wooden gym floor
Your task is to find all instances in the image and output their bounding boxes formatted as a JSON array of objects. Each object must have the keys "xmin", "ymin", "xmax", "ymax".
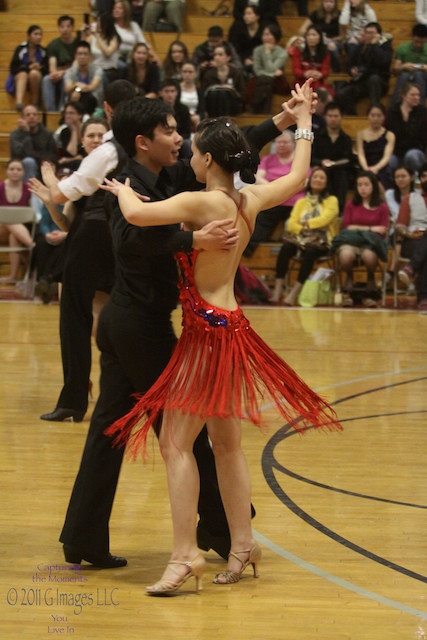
[{"xmin": 1, "ymin": 301, "xmax": 427, "ymax": 639}]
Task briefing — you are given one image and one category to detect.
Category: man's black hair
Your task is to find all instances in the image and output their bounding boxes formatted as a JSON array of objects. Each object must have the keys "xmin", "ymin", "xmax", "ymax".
[{"xmin": 112, "ymin": 97, "xmax": 174, "ymax": 157}]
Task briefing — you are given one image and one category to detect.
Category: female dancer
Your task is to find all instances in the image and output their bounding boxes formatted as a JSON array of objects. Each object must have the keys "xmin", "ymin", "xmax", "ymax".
[{"xmin": 102, "ymin": 82, "xmax": 341, "ymax": 595}]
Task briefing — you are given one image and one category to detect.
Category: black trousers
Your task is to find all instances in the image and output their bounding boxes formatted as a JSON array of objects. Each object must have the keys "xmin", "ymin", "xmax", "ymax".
[
  {"xmin": 244, "ymin": 205, "xmax": 292, "ymax": 257},
  {"xmin": 59, "ymin": 296, "xmax": 227, "ymax": 555},
  {"xmin": 276, "ymin": 242, "xmax": 328, "ymax": 282},
  {"xmin": 57, "ymin": 219, "xmax": 114, "ymax": 414},
  {"xmin": 336, "ymin": 75, "xmax": 389, "ymax": 115}
]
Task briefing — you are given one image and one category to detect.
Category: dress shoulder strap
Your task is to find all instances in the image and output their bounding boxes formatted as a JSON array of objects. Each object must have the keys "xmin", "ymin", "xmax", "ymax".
[{"xmin": 216, "ymin": 189, "xmax": 253, "ymax": 235}]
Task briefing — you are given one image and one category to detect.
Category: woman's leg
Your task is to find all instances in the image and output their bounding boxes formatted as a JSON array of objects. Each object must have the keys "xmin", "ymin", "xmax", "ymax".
[
  {"xmin": 271, "ymin": 242, "xmax": 298, "ymax": 302},
  {"xmin": 361, "ymin": 248, "xmax": 378, "ymax": 291},
  {"xmin": 149, "ymin": 411, "xmax": 205, "ymax": 588},
  {"xmin": 207, "ymin": 416, "xmax": 255, "ymax": 578},
  {"xmin": 338, "ymin": 244, "xmax": 356, "ymax": 291},
  {"xmin": 5, "ymin": 223, "xmax": 34, "ymax": 247},
  {"xmin": 14, "ymin": 71, "xmax": 28, "ymax": 108},
  {"xmin": 28, "ymin": 69, "xmax": 42, "ymax": 106}
]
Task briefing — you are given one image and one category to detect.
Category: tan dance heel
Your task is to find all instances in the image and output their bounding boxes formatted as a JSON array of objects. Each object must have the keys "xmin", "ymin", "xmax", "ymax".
[
  {"xmin": 146, "ymin": 553, "xmax": 206, "ymax": 596},
  {"xmin": 213, "ymin": 543, "xmax": 261, "ymax": 584}
]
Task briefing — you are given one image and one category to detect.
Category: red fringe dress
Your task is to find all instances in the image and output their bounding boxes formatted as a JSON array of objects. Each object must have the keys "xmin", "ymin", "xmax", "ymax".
[{"xmin": 106, "ymin": 201, "xmax": 342, "ymax": 459}]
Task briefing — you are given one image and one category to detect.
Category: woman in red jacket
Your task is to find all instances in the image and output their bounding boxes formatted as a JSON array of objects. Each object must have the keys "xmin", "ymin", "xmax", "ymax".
[{"xmin": 291, "ymin": 25, "xmax": 334, "ymax": 95}]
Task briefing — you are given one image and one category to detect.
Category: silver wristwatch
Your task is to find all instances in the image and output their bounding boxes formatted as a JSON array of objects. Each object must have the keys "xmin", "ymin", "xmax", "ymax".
[{"xmin": 294, "ymin": 128, "xmax": 314, "ymax": 143}]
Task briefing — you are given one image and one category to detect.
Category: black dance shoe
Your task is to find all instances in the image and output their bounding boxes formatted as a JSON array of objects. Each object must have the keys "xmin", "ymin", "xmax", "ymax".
[
  {"xmin": 196, "ymin": 525, "xmax": 231, "ymax": 560},
  {"xmin": 40, "ymin": 408, "xmax": 85, "ymax": 422},
  {"xmin": 63, "ymin": 545, "xmax": 127, "ymax": 568}
]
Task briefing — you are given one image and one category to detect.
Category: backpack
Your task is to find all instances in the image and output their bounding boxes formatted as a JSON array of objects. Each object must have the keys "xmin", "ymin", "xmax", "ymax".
[{"xmin": 234, "ymin": 265, "xmax": 271, "ymax": 305}]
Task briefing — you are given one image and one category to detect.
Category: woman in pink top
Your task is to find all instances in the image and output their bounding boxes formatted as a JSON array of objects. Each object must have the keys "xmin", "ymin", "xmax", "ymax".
[
  {"xmin": 0, "ymin": 158, "xmax": 34, "ymax": 283},
  {"xmin": 243, "ymin": 129, "xmax": 310, "ymax": 256},
  {"xmin": 336, "ymin": 170, "xmax": 389, "ymax": 306}
]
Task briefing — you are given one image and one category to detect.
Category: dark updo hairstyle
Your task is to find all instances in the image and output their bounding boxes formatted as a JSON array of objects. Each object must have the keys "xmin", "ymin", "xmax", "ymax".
[{"xmin": 194, "ymin": 117, "xmax": 260, "ymax": 184}]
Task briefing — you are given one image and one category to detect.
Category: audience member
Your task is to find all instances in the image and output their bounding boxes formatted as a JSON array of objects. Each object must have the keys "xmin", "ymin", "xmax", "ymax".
[
  {"xmin": 415, "ymin": 0, "xmax": 427, "ymax": 26},
  {"xmin": 311, "ymin": 101, "xmax": 355, "ymax": 211},
  {"xmin": 82, "ymin": 13, "xmax": 121, "ymax": 90},
  {"xmin": 334, "ymin": 170, "xmax": 389, "ymax": 307},
  {"xmin": 396, "ymin": 163, "xmax": 427, "ymax": 311},
  {"xmin": 42, "ymin": 16, "xmax": 79, "ymax": 112},
  {"xmin": 64, "ymin": 41, "xmax": 104, "ymax": 115},
  {"xmin": 160, "ymin": 40, "xmax": 189, "ymax": 82},
  {"xmin": 0, "ymin": 159, "xmax": 34, "ymax": 284},
  {"xmin": 228, "ymin": 5, "xmax": 264, "ymax": 77},
  {"xmin": 179, "ymin": 61, "xmax": 203, "ymax": 130},
  {"xmin": 202, "ymin": 43, "xmax": 246, "ymax": 117},
  {"xmin": 391, "ymin": 24, "xmax": 427, "ymax": 107},
  {"xmin": 233, "ymin": 0, "xmax": 282, "ymax": 23},
  {"xmin": 111, "ymin": 0, "xmax": 158, "ymax": 73},
  {"xmin": 125, "ymin": 42, "xmax": 160, "ymax": 97},
  {"xmin": 335, "ymin": 22, "xmax": 392, "ymax": 115},
  {"xmin": 385, "ymin": 82, "xmax": 427, "ymax": 175},
  {"xmin": 385, "ymin": 165, "xmax": 415, "ymax": 278},
  {"xmin": 355, "ymin": 103, "xmax": 395, "ymax": 189},
  {"xmin": 54, "ymin": 102, "xmax": 85, "ymax": 171},
  {"xmin": 298, "ymin": 0, "xmax": 342, "ymax": 72},
  {"xmin": 158, "ymin": 79, "xmax": 192, "ymax": 157},
  {"xmin": 270, "ymin": 167, "xmax": 339, "ymax": 305},
  {"xmin": 339, "ymin": 0, "xmax": 377, "ymax": 69},
  {"xmin": 252, "ymin": 23, "xmax": 288, "ymax": 114},
  {"xmin": 290, "ymin": 25, "xmax": 334, "ymax": 95},
  {"xmin": 244, "ymin": 130, "xmax": 308, "ymax": 256},
  {"xmin": 9, "ymin": 105, "xmax": 57, "ymax": 181},
  {"xmin": 192, "ymin": 25, "xmax": 241, "ymax": 82},
  {"xmin": 142, "ymin": 0, "xmax": 185, "ymax": 32},
  {"xmin": 8, "ymin": 25, "xmax": 47, "ymax": 112}
]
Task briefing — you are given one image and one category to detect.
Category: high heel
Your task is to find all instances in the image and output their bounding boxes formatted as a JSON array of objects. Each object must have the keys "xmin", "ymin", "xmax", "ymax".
[
  {"xmin": 213, "ymin": 543, "xmax": 261, "ymax": 584},
  {"xmin": 146, "ymin": 553, "xmax": 206, "ymax": 596}
]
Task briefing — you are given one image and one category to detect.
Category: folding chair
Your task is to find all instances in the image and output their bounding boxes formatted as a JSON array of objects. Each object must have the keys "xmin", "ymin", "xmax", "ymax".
[{"xmin": 0, "ymin": 206, "xmax": 37, "ymax": 298}]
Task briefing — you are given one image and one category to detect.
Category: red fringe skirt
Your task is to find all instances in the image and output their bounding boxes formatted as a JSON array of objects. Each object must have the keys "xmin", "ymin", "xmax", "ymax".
[{"xmin": 106, "ymin": 291, "xmax": 342, "ymax": 459}]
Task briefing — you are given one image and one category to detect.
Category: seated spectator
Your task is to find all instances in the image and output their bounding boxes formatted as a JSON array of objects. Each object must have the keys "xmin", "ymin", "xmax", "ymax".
[
  {"xmin": 290, "ymin": 25, "xmax": 334, "ymax": 95},
  {"xmin": 339, "ymin": 0, "xmax": 377, "ymax": 70},
  {"xmin": 415, "ymin": 0, "xmax": 427, "ymax": 26},
  {"xmin": 228, "ymin": 5, "xmax": 264, "ymax": 78},
  {"xmin": 385, "ymin": 165, "xmax": 415, "ymax": 278},
  {"xmin": 192, "ymin": 25, "xmax": 241, "ymax": 83},
  {"xmin": 126, "ymin": 42, "xmax": 160, "ymax": 97},
  {"xmin": 334, "ymin": 170, "xmax": 389, "ymax": 307},
  {"xmin": 7, "ymin": 25, "xmax": 47, "ymax": 112},
  {"xmin": 201, "ymin": 43, "xmax": 246, "ymax": 117},
  {"xmin": 54, "ymin": 102, "xmax": 85, "ymax": 171},
  {"xmin": 391, "ymin": 24, "xmax": 427, "ymax": 107},
  {"xmin": 179, "ymin": 61, "xmax": 203, "ymax": 130},
  {"xmin": 42, "ymin": 15, "xmax": 79, "ymax": 112},
  {"xmin": 112, "ymin": 0, "xmax": 160, "ymax": 70},
  {"xmin": 9, "ymin": 105, "xmax": 57, "ymax": 182},
  {"xmin": 158, "ymin": 79, "xmax": 192, "ymax": 157},
  {"xmin": 160, "ymin": 40, "xmax": 189, "ymax": 82},
  {"xmin": 142, "ymin": 0, "xmax": 185, "ymax": 33},
  {"xmin": 82, "ymin": 13, "xmax": 120, "ymax": 90},
  {"xmin": 244, "ymin": 130, "xmax": 308, "ymax": 256},
  {"xmin": 64, "ymin": 41, "xmax": 104, "ymax": 115},
  {"xmin": 385, "ymin": 82, "xmax": 427, "ymax": 175},
  {"xmin": 233, "ymin": 0, "xmax": 282, "ymax": 23},
  {"xmin": 0, "ymin": 159, "xmax": 35, "ymax": 284},
  {"xmin": 298, "ymin": 0, "xmax": 342, "ymax": 72},
  {"xmin": 355, "ymin": 103, "xmax": 395, "ymax": 189},
  {"xmin": 252, "ymin": 23, "xmax": 289, "ymax": 114},
  {"xmin": 396, "ymin": 163, "xmax": 427, "ymax": 310},
  {"xmin": 335, "ymin": 22, "xmax": 392, "ymax": 116},
  {"xmin": 311, "ymin": 101, "xmax": 355, "ymax": 211},
  {"xmin": 270, "ymin": 167, "xmax": 339, "ymax": 305}
]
